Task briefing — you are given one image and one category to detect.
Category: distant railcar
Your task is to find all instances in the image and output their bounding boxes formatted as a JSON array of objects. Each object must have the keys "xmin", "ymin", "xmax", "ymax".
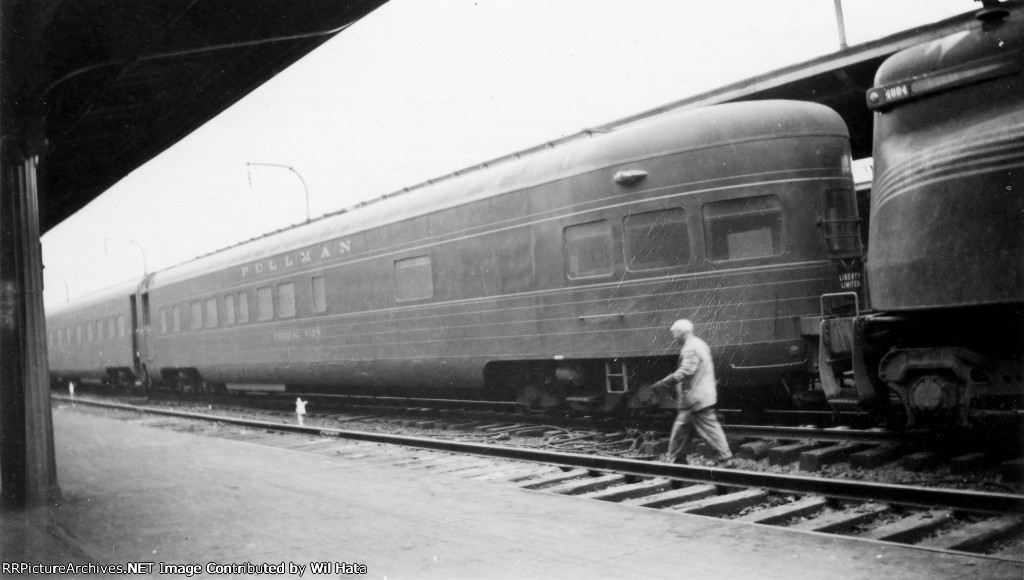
[
  {"xmin": 48, "ymin": 99, "xmax": 860, "ymax": 413},
  {"xmin": 47, "ymin": 279, "xmax": 142, "ymax": 389},
  {"xmin": 819, "ymin": 4, "xmax": 1024, "ymax": 426}
]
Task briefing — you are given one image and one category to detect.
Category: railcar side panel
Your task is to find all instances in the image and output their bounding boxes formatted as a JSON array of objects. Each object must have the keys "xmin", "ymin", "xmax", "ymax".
[
  {"xmin": 46, "ymin": 284, "xmax": 139, "ymax": 386},
  {"xmin": 141, "ymin": 100, "xmax": 854, "ymax": 411},
  {"xmin": 832, "ymin": 5, "xmax": 1024, "ymax": 426}
]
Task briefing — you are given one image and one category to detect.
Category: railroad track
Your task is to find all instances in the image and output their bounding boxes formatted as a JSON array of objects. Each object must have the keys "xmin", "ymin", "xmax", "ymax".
[
  {"xmin": 66, "ymin": 389, "xmax": 1024, "ymax": 484},
  {"xmin": 55, "ymin": 395, "xmax": 1024, "ymax": 561}
]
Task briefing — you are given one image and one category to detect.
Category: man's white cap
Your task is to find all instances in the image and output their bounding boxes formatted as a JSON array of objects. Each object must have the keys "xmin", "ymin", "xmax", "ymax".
[{"xmin": 669, "ymin": 319, "xmax": 694, "ymax": 336}]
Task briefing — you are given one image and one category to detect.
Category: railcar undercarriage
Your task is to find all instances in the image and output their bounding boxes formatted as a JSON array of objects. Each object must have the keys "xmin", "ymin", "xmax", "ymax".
[{"xmin": 818, "ymin": 305, "xmax": 1024, "ymax": 428}]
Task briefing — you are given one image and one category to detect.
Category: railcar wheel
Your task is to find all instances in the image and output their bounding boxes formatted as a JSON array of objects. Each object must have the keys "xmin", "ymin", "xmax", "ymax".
[
  {"xmin": 137, "ymin": 368, "xmax": 152, "ymax": 392},
  {"xmin": 115, "ymin": 369, "xmax": 135, "ymax": 391},
  {"xmin": 515, "ymin": 383, "xmax": 564, "ymax": 412}
]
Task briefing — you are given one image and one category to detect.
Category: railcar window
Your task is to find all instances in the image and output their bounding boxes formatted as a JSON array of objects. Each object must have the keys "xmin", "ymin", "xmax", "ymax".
[
  {"xmin": 76, "ymin": 325, "xmax": 82, "ymax": 343},
  {"xmin": 96, "ymin": 321, "xmax": 103, "ymax": 341},
  {"xmin": 160, "ymin": 309, "xmax": 167, "ymax": 334},
  {"xmin": 311, "ymin": 276, "xmax": 327, "ymax": 313},
  {"xmin": 57, "ymin": 329, "xmax": 61, "ymax": 346},
  {"xmin": 703, "ymin": 195, "xmax": 783, "ymax": 261},
  {"xmin": 190, "ymin": 302, "xmax": 202, "ymax": 330},
  {"xmin": 238, "ymin": 292, "xmax": 250, "ymax": 323},
  {"xmin": 87, "ymin": 323, "xmax": 93, "ymax": 341},
  {"xmin": 118, "ymin": 315, "xmax": 125, "ymax": 337},
  {"xmin": 224, "ymin": 295, "xmax": 235, "ymax": 325},
  {"xmin": 66, "ymin": 327, "xmax": 72, "ymax": 344},
  {"xmin": 394, "ymin": 256, "xmax": 434, "ymax": 301},
  {"xmin": 173, "ymin": 306, "xmax": 181, "ymax": 332},
  {"xmin": 564, "ymin": 220, "xmax": 614, "ymax": 278},
  {"xmin": 623, "ymin": 208, "xmax": 689, "ymax": 271},
  {"xmin": 205, "ymin": 298, "xmax": 218, "ymax": 327},
  {"xmin": 822, "ymin": 188, "xmax": 861, "ymax": 256},
  {"xmin": 278, "ymin": 282, "xmax": 296, "ymax": 318},
  {"xmin": 257, "ymin": 286, "xmax": 274, "ymax": 320}
]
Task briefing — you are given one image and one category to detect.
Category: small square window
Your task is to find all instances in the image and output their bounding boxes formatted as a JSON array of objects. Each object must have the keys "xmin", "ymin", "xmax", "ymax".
[
  {"xmin": 394, "ymin": 256, "xmax": 433, "ymax": 301},
  {"xmin": 238, "ymin": 292, "xmax": 250, "ymax": 323},
  {"xmin": 257, "ymin": 287, "xmax": 273, "ymax": 320},
  {"xmin": 205, "ymin": 298, "xmax": 218, "ymax": 327},
  {"xmin": 278, "ymin": 282, "xmax": 296, "ymax": 318},
  {"xmin": 564, "ymin": 220, "xmax": 614, "ymax": 278},
  {"xmin": 190, "ymin": 302, "xmax": 202, "ymax": 330},
  {"xmin": 311, "ymin": 276, "xmax": 327, "ymax": 313},
  {"xmin": 623, "ymin": 208, "xmax": 689, "ymax": 271},
  {"xmin": 224, "ymin": 295, "xmax": 235, "ymax": 325},
  {"xmin": 703, "ymin": 195, "xmax": 783, "ymax": 261}
]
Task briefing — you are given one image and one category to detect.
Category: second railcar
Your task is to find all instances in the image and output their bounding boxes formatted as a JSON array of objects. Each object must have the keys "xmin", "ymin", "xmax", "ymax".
[
  {"xmin": 135, "ymin": 99, "xmax": 858, "ymax": 413},
  {"xmin": 46, "ymin": 278, "xmax": 144, "ymax": 389},
  {"xmin": 822, "ymin": 3, "xmax": 1024, "ymax": 426}
]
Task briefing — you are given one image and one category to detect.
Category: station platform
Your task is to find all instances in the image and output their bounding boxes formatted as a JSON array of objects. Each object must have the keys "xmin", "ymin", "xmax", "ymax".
[{"xmin": 3, "ymin": 405, "xmax": 1022, "ymax": 579}]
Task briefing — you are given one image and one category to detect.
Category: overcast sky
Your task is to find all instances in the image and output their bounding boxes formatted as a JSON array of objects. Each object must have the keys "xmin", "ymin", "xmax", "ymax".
[{"xmin": 41, "ymin": 0, "xmax": 971, "ymax": 305}]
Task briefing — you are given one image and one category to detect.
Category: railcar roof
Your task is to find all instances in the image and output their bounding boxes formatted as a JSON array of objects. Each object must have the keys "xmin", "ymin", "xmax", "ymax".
[
  {"xmin": 149, "ymin": 100, "xmax": 847, "ymax": 289},
  {"xmin": 45, "ymin": 277, "xmax": 144, "ymax": 318},
  {"xmin": 874, "ymin": 6, "xmax": 1022, "ymax": 85}
]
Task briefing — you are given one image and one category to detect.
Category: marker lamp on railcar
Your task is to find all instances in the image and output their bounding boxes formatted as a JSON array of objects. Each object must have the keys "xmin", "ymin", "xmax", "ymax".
[{"xmin": 866, "ymin": 53, "xmax": 1021, "ymax": 110}]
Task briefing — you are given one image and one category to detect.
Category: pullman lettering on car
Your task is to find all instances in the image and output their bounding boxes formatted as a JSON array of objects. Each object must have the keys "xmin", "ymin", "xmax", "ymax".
[{"xmin": 241, "ymin": 239, "xmax": 352, "ymax": 278}]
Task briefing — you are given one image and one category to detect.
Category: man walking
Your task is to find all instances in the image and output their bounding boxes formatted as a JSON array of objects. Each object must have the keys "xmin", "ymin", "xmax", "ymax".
[{"xmin": 651, "ymin": 319, "xmax": 733, "ymax": 466}]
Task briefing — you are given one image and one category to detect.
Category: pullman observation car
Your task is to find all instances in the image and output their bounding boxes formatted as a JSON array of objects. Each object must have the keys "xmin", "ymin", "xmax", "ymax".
[
  {"xmin": 49, "ymin": 99, "xmax": 861, "ymax": 413},
  {"xmin": 820, "ymin": 3, "xmax": 1024, "ymax": 426}
]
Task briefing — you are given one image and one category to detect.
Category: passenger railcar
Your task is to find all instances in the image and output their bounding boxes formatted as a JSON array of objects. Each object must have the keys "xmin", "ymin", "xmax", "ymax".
[
  {"xmin": 820, "ymin": 3, "xmax": 1024, "ymax": 426},
  {"xmin": 49, "ymin": 99, "xmax": 860, "ymax": 413},
  {"xmin": 46, "ymin": 278, "xmax": 143, "ymax": 389}
]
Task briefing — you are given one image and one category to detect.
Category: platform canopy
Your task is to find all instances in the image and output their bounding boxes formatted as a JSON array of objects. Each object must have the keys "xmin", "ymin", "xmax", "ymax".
[
  {"xmin": 15, "ymin": 3, "xmax": 983, "ymax": 234},
  {"xmin": 9, "ymin": 0, "xmax": 387, "ymax": 234},
  {"xmin": 607, "ymin": 8, "xmax": 980, "ymax": 161},
  {"xmin": 462, "ymin": 7, "xmax": 981, "ymax": 180}
]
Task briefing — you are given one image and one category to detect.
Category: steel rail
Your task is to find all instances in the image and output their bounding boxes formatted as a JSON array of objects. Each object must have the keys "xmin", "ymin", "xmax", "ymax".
[
  {"xmin": 724, "ymin": 424, "xmax": 927, "ymax": 445},
  {"xmin": 275, "ymin": 394, "xmax": 923, "ymax": 444},
  {"xmin": 91, "ymin": 390, "xmax": 930, "ymax": 446},
  {"xmin": 56, "ymin": 396, "xmax": 1023, "ymax": 515},
  {"xmin": 283, "ymin": 392, "xmax": 518, "ymax": 410}
]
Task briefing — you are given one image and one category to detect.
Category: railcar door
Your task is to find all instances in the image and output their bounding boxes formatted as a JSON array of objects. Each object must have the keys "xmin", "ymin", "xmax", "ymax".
[
  {"xmin": 129, "ymin": 294, "xmax": 142, "ymax": 378},
  {"xmin": 138, "ymin": 291, "xmax": 152, "ymax": 361},
  {"xmin": 133, "ymin": 280, "xmax": 154, "ymax": 387}
]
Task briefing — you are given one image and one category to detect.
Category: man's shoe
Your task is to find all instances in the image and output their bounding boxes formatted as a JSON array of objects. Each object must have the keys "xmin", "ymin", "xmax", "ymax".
[{"xmin": 660, "ymin": 453, "xmax": 688, "ymax": 465}]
